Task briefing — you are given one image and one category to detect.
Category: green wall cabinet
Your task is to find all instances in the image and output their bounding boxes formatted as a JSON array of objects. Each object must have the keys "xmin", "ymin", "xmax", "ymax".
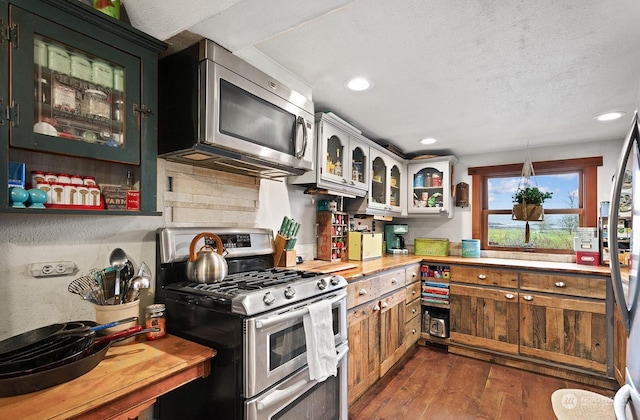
[{"xmin": 0, "ymin": 0, "xmax": 165, "ymax": 214}]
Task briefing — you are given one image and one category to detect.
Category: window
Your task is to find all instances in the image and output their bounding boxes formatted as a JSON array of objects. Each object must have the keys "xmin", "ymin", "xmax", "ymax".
[{"xmin": 468, "ymin": 157, "xmax": 602, "ymax": 253}]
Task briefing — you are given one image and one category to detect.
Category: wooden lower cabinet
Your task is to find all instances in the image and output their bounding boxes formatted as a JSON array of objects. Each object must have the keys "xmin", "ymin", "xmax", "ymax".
[
  {"xmin": 519, "ymin": 292, "xmax": 607, "ymax": 372},
  {"xmin": 347, "ymin": 300, "xmax": 380, "ymax": 405},
  {"xmin": 450, "ymin": 284, "xmax": 519, "ymax": 354},
  {"xmin": 379, "ymin": 289, "xmax": 407, "ymax": 376},
  {"xmin": 347, "ymin": 263, "xmax": 421, "ymax": 405},
  {"xmin": 449, "ymin": 265, "xmax": 613, "ymax": 385}
]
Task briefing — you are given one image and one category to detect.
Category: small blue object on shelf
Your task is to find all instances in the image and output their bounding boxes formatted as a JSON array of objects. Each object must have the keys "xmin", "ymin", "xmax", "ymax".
[
  {"xmin": 8, "ymin": 162, "xmax": 25, "ymax": 188},
  {"xmin": 27, "ymin": 188, "xmax": 47, "ymax": 209},
  {"xmin": 9, "ymin": 187, "xmax": 29, "ymax": 208}
]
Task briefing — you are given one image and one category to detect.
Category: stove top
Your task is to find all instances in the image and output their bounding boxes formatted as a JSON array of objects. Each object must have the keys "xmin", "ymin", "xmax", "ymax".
[
  {"xmin": 156, "ymin": 227, "xmax": 348, "ymax": 315},
  {"xmin": 164, "ymin": 268, "xmax": 347, "ymax": 315}
]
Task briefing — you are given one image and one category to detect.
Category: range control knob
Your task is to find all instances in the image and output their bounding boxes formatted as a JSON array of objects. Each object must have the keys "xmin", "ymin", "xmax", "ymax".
[
  {"xmin": 330, "ymin": 276, "xmax": 340, "ymax": 286},
  {"xmin": 284, "ymin": 286, "xmax": 296, "ymax": 299},
  {"xmin": 263, "ymin": 291, "xmax": 276, "ymax": 305},
  {"xmin": 317, "ymin": 278, "xmax": 328, "ymax": 290}
]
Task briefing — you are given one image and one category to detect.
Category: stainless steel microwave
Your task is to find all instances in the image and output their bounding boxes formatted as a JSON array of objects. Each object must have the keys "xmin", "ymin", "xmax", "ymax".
[{"xmin": 158, "ymin": 39, "xmax": 314, "ymax": 178}]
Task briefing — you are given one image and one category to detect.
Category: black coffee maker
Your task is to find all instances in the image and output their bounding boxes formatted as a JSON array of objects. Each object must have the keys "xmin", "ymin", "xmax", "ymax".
[{"xmin": 385, "ymin": 224, "xmax": 408, "ymax": 254}]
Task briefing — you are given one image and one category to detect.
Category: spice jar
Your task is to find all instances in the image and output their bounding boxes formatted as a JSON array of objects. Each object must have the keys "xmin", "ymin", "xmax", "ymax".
[{"xmin": 145, "ymin": 304, "xmax": 166, "ymax": 340}]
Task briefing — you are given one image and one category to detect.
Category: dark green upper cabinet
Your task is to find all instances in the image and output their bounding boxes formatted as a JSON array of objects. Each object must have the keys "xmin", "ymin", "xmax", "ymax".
[
  {"xmin": 0, "ymin": 0, "xmax": 165, "ymax": 214},
  {"xmin": 11, "ymin": 6, "xmax": 141, "ymax": 163}
]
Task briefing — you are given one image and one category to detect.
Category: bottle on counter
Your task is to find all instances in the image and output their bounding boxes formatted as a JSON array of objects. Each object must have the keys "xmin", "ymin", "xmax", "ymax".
[{"xmin": 145, "ymin": 304, "xmax": 166, "ymax": 340}]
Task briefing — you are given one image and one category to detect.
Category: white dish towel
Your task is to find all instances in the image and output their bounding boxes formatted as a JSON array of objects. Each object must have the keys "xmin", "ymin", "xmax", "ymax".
[{"xmin": 303, "ymin": 299, "xmax": 337, "ymax": 381}]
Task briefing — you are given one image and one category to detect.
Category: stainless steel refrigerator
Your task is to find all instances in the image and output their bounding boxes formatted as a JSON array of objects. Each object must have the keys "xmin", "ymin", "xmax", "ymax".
[{"xmin": 610, "ymin": 112, "xmax": 640, "ymax": 418}]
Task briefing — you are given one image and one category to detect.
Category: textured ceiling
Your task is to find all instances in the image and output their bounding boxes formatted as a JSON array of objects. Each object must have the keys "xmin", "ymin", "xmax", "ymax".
[{"xmin": 122, "ymin": 0, "xmax": 640, "ymax": 157}]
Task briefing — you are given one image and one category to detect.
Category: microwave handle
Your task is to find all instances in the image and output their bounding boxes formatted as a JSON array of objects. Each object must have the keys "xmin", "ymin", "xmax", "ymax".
[{"xmin": 295, "ymin": 116, "xmax": 308, "ymax": 159}]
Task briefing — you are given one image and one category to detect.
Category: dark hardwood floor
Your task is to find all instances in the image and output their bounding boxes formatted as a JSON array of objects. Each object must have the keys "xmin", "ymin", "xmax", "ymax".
[{"xmin": 348, "ymin": 345, "xmax": 616, "ymax": 420}]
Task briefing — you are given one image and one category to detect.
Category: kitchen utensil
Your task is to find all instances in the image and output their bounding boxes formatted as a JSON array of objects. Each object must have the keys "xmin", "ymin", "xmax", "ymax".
[
  {"xmin": 0, "ymin": 330, "xmax": 95, "ymax": 374},
  {"xmin": 109, "ymin": 248, "xmax": 128, "ymax": 304},
  {"xmin": 0, "ymin": 322, "xmax": 89, "ymax": 357},
  {"xmin": 90, "ymin": 325, "xmax": 160, "ymax": 349},
  {"xmin": 90, "ymin": 316, "xmax": 138, "ymax": 332},
  {"xmin": 186, "ymin": 232, "xmax": 228, "ymax": 283},
  {"xmin": 124, "ymin": 276, "xmax": 143, "ymax": 303},
  {"xmin": 0, "ymin": 338, "xmax": 112, "ymax": 397},
  {"xmin": 68, "ymin": 273, "xmax": 106, "ymax": 305}
]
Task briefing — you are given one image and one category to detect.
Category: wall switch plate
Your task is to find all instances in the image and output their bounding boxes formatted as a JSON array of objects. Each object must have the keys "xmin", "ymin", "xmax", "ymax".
[{"xmin": 29, "ymin": 261, "xmax": 78, "ymax": 278}]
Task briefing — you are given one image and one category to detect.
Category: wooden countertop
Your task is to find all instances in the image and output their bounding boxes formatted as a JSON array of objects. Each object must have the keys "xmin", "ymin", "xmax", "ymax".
[
  {"xmin": 0, "ymin": 334, "xmax": 215, "ymax": 420},
  {"xmin": 297, "ymin": 254, "xmax": 611, "ymax": 281}
]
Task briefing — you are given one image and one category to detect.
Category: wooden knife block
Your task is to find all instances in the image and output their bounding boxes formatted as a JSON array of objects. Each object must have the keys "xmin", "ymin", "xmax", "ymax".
[{"xmin": 273, "ymin": 234, "xmax": 296, "ymax": 267}]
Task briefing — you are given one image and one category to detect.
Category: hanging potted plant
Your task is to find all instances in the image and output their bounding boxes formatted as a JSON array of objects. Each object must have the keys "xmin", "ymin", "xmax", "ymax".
[{"xmin": 512, "ymin": 187, "xmax": 553, "ymax": 221}]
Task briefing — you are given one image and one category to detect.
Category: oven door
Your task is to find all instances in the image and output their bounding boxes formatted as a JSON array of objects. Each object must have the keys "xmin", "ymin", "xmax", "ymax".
[
  {"xmin": 244, "ymin": 289, "xmax": 347, "ymax": 398},
  {"xmin": 245, "ymin": 343, "xmax": 348, "ymax": 420}
]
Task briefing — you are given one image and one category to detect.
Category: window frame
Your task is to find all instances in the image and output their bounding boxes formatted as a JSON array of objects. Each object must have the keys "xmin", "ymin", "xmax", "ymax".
[{"xmin": 468, "ymin": 157, "xmax": 602, "ymax": 254}]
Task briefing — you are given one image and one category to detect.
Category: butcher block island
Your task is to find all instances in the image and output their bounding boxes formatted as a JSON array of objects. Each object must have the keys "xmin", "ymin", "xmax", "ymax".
[{"xmin": 0, "ymin": 335, "xmax": 215, "ymax": 420}]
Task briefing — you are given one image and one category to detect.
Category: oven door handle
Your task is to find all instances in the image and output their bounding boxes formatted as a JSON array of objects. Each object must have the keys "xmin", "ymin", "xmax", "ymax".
[
  {"xmin": 257, "ymin": 379, "xmax": 309, "ymax": 411},
  {"xmin": 255, "ymin": 292, "xmax": 345, "ymax": 329}
]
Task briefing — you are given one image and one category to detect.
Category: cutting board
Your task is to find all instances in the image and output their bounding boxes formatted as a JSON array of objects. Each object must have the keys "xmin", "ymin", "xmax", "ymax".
[{"xmin": 296, "ymin": 260, "xmax": 358, "ymax": 273}]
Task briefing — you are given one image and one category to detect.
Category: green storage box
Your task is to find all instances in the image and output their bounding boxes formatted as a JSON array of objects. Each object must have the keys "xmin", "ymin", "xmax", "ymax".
[{"xmin": 415, "ymin": 238, "xmax": 449, "ymax": 256}]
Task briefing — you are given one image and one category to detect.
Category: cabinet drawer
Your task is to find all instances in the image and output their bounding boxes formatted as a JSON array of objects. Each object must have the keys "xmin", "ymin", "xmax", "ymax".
[
  {"xmin": 405, "ymin": 281, "xmax": 421, "ymax": 302},
  {"xmin": 347, "ymin": 277, "xmax": 380, "ymax": 309},
  {"xmin": 404, "ymin": 264, "xmax": 421, "ymax": 284},
  {"xmin": 405, "ymin": 298, "xmax": 421, "ymax": 324},
  {"xmin": 379, "ymin": 269, "xmax": 406, "ymax": 296},
  {"xmin": 405, "ymin": 315, "xmax": 421, "ymax": 346},
  {"xmin": 520, "ymin": 272, "xmax": 607, "ymax": 299},
  {"xmin": 450, "ymin": 265, "xmax": 517, "ymax": 288}
]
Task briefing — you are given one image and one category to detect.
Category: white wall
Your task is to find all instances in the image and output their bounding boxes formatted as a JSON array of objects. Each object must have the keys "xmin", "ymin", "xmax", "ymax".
[{"xmin": 0, "ymin": 138, "xmax": 623, "ymax": 340}]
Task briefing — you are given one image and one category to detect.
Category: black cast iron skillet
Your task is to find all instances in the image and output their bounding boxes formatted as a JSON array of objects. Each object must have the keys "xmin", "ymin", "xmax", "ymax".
[
  {"xmin": 0, "ymin": 329, "xmax": 95, "ymax": 374},
  {"xmin": 0, "ymin": 322, "xmax": 90, "ymax": 357},
  {"xmin": 0, "ymin": 322, "xmax": 158, "ymax": 397}
]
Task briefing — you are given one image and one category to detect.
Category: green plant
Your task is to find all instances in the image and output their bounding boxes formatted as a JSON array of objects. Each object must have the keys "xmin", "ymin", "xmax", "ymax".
[{"xmin": 512, "ymin": 187, "xmax": 553, "ymax": 205}]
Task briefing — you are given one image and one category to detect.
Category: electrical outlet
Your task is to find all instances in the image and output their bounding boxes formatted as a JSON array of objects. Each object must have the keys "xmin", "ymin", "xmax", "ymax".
[{"xmin": 29, "ymin": 261, "xmax": 78, "ymax": 278}]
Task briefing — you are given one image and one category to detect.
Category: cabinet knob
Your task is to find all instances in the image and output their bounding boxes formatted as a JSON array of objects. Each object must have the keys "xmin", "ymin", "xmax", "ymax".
[
  {"xmin": 478, "ymin": 274, "xmax": 487, "ymax": 280},
  {"xmin": 523, "ymin": 295, "xmax": 534, "ymax": 301},
  {"xmin": 412, "ymin": 272, "xmax": 417, "ymax": 278},
  {"xmin": 374, "ymin": 304, "xmax": 380, "ymax": 311},
  {"xmin": 412, "ymin": 290, "xmax": 417, "ymax": 295},
  {"xmin": 505, "ymin": 293, "xmax": 515, "ymax": 300},
  {"xmin": 381, "ymin": 302, "xmax": 389, "ymax": 308},
  {"xmin": 412, "ymin": 328, "xmax": 417, "ymax": 334},
  {"xmin": 359, "ymin": 289, "xmax": 368, "ymax": 296},
  {"xmin": 412, "ymin": 308, "xmax": 417, "ymax": 314},
  {"xmin": 391, "ymin": 278, "xmax": 398, "ymax": 284},
  {"xmin": 554, "ymin": 281, "xmax": 566, "ymax": 288}
]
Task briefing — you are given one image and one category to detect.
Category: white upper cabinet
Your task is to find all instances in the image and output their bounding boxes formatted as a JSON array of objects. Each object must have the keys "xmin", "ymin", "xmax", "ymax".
[
  {"xmin": 289, "ymin": 112, "xmax": 368, "ymax": 197},
  {"xmin": 407, "ymin": 155, "xmax": 457, "ymax": 217},
  {"xmin": 367, "ymin": 147, "xmax": 405, "ymax": 215}
]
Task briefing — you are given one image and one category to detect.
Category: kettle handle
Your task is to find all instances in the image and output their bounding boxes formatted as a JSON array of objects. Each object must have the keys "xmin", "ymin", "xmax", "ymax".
[{"xmin": 189, "ymin": 232, "xmax": 225, "ymax": 262}]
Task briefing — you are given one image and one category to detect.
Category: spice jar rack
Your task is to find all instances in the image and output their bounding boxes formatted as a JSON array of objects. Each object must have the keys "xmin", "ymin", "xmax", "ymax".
[{"xmin": 317, "ymin": 211, "xmax": 349, "ymax": 261}]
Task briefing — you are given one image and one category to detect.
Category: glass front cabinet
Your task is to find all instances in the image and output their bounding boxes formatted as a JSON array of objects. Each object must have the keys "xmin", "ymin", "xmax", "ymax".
[
  {"xmin": 317, "ymin": 112, "xmax": 369, "ymax": 197},
  {"xmin": 0, "ymin": 0, "xmax": 165, "ymax": 214},
  {"xmin": 407, "ymin": 155, "xmax": 457, "ymax": 217},
  {"xmin": 368, "ymin": 148, "xmax": 404, "ymax": 215}
]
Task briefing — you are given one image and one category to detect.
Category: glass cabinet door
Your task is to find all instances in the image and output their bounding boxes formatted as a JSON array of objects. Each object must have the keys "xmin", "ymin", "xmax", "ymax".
[
  {"xmin": 370, "ymin": 155, "xmax": 388, "ymax": 208},
  {"xmin": 349, "ymin": 136, "xmax": 369, "ymax": 191},
  {"xmin": 10, "ymin": 5, "xmax": 141, "ymax": 164},
  {"xmin": 390, "ymin": 164, "xmax": 401, "ymax": 209},
  {"xmin": 321, "ymin": 123, "xmax": 347, "ymax": 182}
]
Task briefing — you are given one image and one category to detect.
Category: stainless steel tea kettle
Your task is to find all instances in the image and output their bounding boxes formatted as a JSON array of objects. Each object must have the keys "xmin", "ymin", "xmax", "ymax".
[{"xmin": 186, "ymin": 232, "xmax": 228, "ymax": 283}]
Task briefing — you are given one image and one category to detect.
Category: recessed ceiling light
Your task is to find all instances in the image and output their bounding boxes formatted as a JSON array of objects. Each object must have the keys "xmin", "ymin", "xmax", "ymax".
[
  {"xmin": 346, "ymin": 78, "xmax": 371, "ymax": 91},
  {"xmin": 595, "ymin": 111, "xmax": 625, "ymax": 121},
  {"xmin": 419, "ymin": 137, "xmax": 437, "ymax": 145}
]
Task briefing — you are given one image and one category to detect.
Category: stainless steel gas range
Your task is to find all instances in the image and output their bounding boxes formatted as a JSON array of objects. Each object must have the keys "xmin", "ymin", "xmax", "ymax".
[{"xmin": 154, "ymin": 227, "xmax": 348, "ymax": 420}]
